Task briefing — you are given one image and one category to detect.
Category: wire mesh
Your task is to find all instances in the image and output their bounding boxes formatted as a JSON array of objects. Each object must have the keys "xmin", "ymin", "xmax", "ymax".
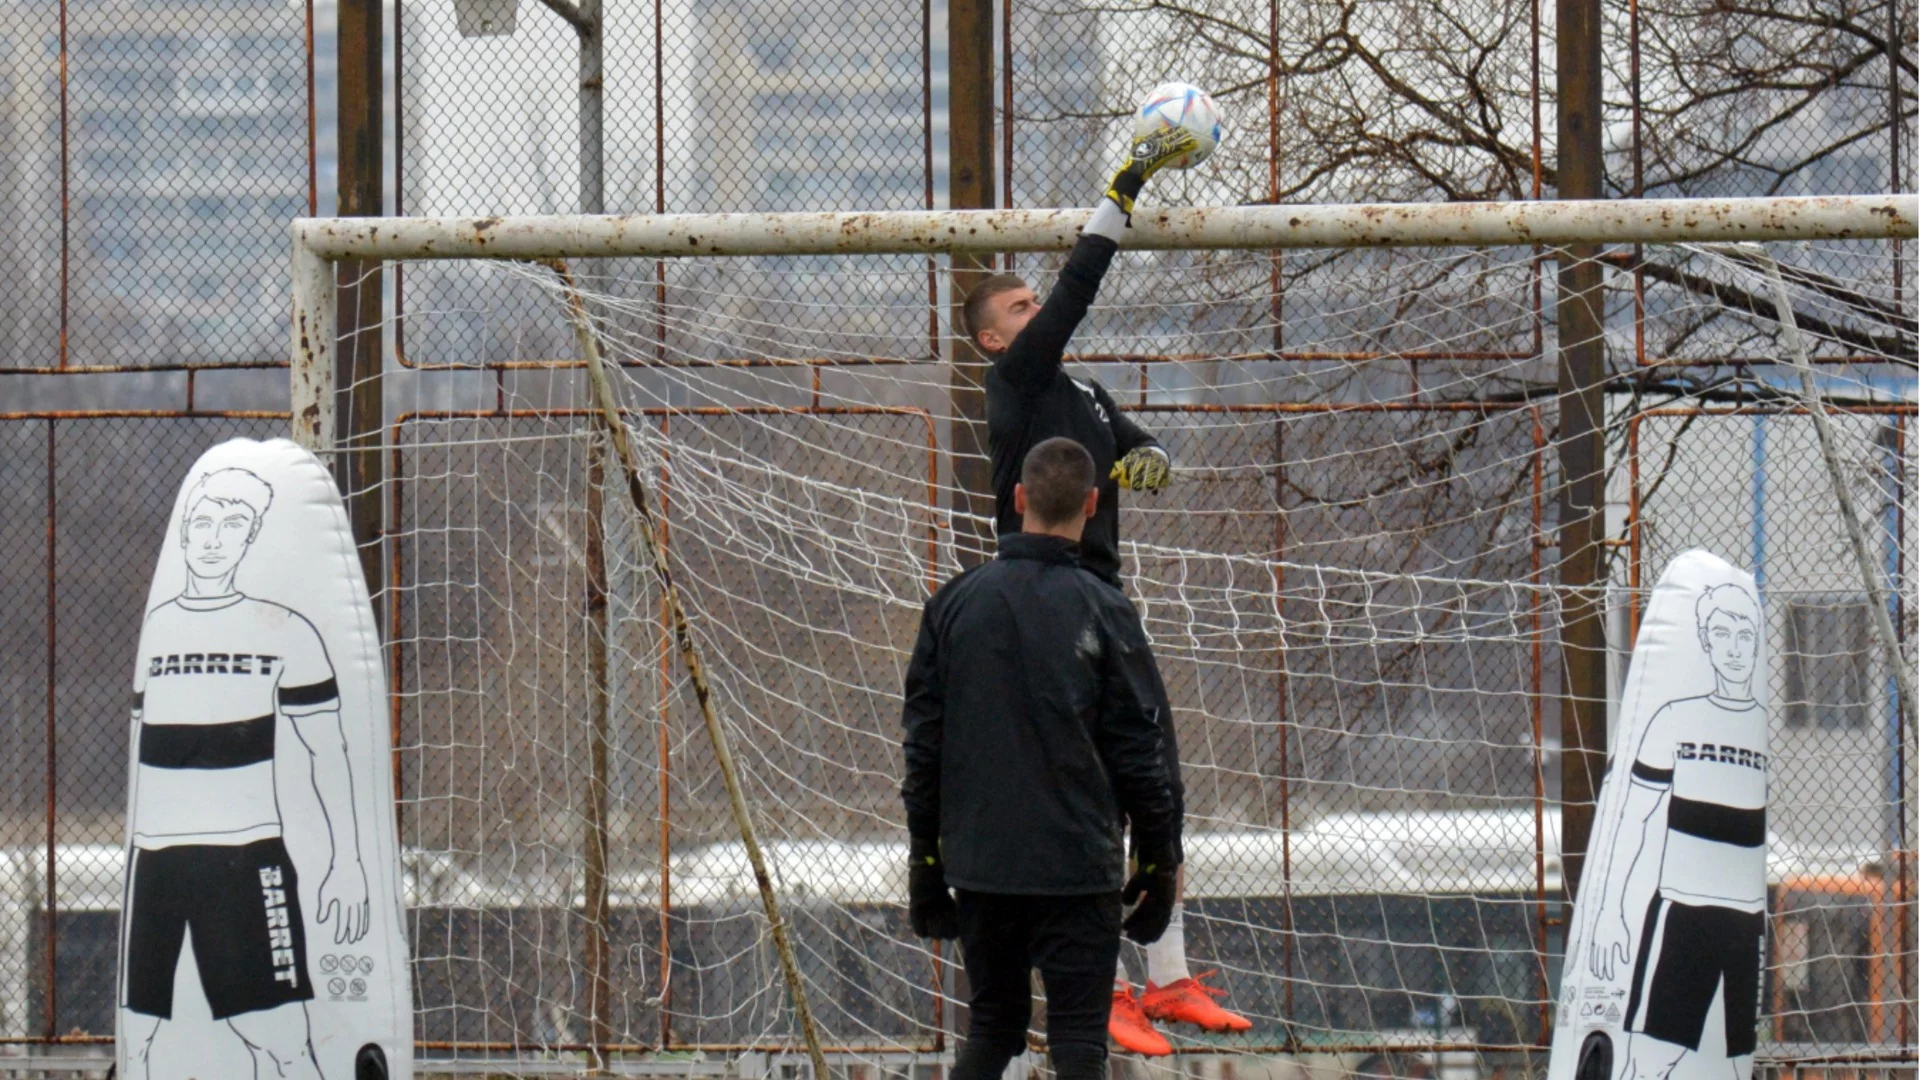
[
  {"xmin": 0, "ymin": 0, "xmax": 1912, "ymax": 1066},
  {"xmin": 265, "ymin": 240, "xmax": 1906, "ymax": 1065},
  {"xmin": 0, "ymin": 0, "xmax": 312, "ymax": 374},
  {"xmin": 0, "ymin": 413, "xmax": 291, "ymax": 1046}
]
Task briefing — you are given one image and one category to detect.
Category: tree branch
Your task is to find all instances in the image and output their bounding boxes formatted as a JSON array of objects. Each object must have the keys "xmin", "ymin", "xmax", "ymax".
[{"xmin": 1602, "ymin": 251, "xmax": 1919, "ymax": 365}]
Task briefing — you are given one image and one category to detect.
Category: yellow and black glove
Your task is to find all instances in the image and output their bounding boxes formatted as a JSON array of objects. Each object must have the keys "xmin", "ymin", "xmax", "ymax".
[
  {"xmin": 1110, "ymin": 446, "xmax": 1172, "ymax": 493},
  {"xmin": 1121, "ymin": 837, "xmax": 1181, "ymax": 944},
  {"xmin": 1105, "ymin": 127, "xmax": 1201, "ymax": 217},
  {"xmin": 907, "ymin": 837, "xmax": 959, "ymax": 940}
]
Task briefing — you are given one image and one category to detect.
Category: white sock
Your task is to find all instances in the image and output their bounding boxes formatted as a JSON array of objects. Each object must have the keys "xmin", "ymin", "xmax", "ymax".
[
  {"xmin": 1144, "ymin": 902, "xmax": 1190, "ymax": 986},
  {"xmin": 1114, "ymin": 956, "xmax": 1131, "ymax": 991}
]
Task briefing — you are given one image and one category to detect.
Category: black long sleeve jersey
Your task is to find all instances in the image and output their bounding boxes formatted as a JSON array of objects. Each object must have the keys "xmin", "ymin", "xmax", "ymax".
[
  {"xmin": 987, "ymin": 234, "xmax": 1163, "ymax": 587},
  {"xmin": 900, "ymin": 532, "xmax": 1182, "ymax": 895}
]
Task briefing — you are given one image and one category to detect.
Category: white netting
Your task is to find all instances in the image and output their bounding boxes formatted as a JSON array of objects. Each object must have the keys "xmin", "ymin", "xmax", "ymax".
[{"xmin": 343, "ymin": 234, "xmax": 1916, "ymax": 1068}]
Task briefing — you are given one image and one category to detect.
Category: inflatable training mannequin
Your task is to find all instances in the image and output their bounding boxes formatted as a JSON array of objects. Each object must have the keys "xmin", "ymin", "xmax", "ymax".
[
  {"xmin": 116, "ymin": 438, "xmax": 410, "ymax": 1080},
  {"xmin": 1549, "ymin": 549, "xmax": 1770, "ymax": 1080}
]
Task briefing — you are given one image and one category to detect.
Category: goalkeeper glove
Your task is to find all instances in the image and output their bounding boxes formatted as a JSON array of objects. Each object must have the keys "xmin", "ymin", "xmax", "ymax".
[
  {"xmin": 1110, "ymin": 446, "xmax": 1172, "ymax": 492},
  {"xmin": 1105, "ymin": 127, "xmax": 1201, "ymax": 217},
  {"xmin": 907, "ymin": 837, "xmax": 960, "ymax": 940},
  {"xmin": 1121, "ymin": 836, "xmax": 1181, "ymax": 944}
]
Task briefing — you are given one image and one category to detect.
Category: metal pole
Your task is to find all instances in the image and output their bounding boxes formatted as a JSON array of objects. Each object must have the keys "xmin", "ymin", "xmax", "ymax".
[
  {"xmin": 43, "ymin": 420, "xmax": 56, "ymax": 1039},
  {"xmin": 583, "ymin": 434, "xmax": 614, "ymax": 1073},
  {"xmin": 577, "ymin": 0, "xmax": 602, "ymax": 215},
  {"xmin": 336, "ymin": 0, "xmax": 385, "ymax": 606},
  {"xmin": 1554, "ymin": 0, "xmax": 1608, "ymax": 902},
  {"xmin": 291, "ymin": 238, "xmax": 339, "ymax": 451},
  {"xmin": 574, "ymin": 2, "xmax": 610, "ymax": 1067},
  {"xmin": 947, "ymin": 0, "xmax": 996, "ymax": 570},
  {"xmin": 292, "ymin": 196, "xmax": 1919, "ymax": 262}
]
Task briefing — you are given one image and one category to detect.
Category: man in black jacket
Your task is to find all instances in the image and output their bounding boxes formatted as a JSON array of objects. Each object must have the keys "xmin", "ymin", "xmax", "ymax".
[
  {"xmin": 960, "ymin": 128, "xmax": 1253, "ymax": 1048},
  {"xmin": 900, "ymin": 437, "xmax": 1182, "ymax": 1080}
]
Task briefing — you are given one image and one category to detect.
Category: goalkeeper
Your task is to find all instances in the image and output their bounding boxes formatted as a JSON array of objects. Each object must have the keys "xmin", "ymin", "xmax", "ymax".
[
  {"xmin": 957, "ymin": 127, "xmax": 1252, "ymax": 1051},
  {"xmin": 960, "ymin": 147, "xmax": 1175, "ymax": 587}
]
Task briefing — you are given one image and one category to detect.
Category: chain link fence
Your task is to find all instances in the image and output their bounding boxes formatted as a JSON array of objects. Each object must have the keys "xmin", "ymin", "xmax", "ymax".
[{"xmin": 0, "ymin": 0, "xmax": 1912, "ymax": 1067}]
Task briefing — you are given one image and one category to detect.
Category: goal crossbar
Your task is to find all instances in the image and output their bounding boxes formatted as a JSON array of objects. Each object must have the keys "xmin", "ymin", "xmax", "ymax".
[{"xmin": 289, "ymin": 194, "xmax": 1916, "ymax": 448}]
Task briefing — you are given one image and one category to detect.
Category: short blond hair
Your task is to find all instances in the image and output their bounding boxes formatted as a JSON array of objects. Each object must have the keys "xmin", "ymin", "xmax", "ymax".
[{"xmin": 960, "ymin": 274, "xmax": 1029, "ymax": 349}]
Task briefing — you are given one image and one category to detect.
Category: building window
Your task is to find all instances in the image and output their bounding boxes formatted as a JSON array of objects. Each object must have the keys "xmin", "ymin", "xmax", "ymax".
[
  {"xmin": 174, "ymin": 37, "xmax": 273, "ymax": 117},
  {"xmin": 1782, "ymin": 599, "xmax": 1873, "ymax": 730},
  {"xmin": 748, "ymin": 28, "xmax": 796, "ymax": 72}
]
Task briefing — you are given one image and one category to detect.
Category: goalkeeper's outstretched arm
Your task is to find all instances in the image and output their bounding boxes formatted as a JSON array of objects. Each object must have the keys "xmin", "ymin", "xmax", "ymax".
[
  {"xmin": 988, "ymin": 126, "xmax": 1201, "ymax": 395},
  {"xmin": 988, "ymin": 225, "xmax": 1119, "ymax": 394}
]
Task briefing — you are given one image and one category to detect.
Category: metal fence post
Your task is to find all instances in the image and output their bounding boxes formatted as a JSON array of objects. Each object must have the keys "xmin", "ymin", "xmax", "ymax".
[
  {"xmin": 1553, "ymin": 0, "xmax": 1609, "ymax": 905},
  {"xmin": 337, "ymin": 0, "xmax": 385, "ymax": 605},
  {"xmin": 947, "ymin": 0, "xmax": 997, "ymax": 571}
]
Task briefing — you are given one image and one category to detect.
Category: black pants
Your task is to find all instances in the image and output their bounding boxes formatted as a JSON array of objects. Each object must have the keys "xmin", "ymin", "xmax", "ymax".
[{"xmin": 951, "ymin": 890, "xmax": 1121, "ymax": 1080}]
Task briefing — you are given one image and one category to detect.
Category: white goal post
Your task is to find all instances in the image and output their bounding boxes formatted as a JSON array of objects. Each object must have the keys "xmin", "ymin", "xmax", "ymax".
[{"xmin": 290, "ymin": 194, "xmax": 1917, "ymax": 451}]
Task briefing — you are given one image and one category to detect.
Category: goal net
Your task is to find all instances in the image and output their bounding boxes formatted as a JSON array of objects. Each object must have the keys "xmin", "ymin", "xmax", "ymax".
[{"xmin": 290, "ymin": 198, "xmax": 1916, "ymax": 1070}]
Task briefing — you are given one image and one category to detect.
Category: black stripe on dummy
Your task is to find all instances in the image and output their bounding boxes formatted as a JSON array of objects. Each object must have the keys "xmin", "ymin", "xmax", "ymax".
[
  {"xmin": 139, "ymin": 715, "xmax": 276, "ymax": 770},
  {"xmin": 1631, "ymin": 760, "xmax": 1673, "ymax": 785},
  {"xmin": 1668, "ymin": 795, "xmax": 1765, "ymax": 847},
  {"xmin": 278, "ymin": 678, "xmax": 339, "ymax": 708}
]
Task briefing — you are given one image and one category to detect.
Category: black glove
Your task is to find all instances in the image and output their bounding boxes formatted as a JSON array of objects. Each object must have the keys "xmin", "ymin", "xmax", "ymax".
[
  {"xmin": 1105, "ymin": 127, "xmax": 1202, "ymax": 217},
  {"xmin": 908, "ymin": 837, "xmax": 960, "ymax": 940},
  {"xmin": 1121, "ymin": 837, "xmax": 1180, "ymax": 944}
]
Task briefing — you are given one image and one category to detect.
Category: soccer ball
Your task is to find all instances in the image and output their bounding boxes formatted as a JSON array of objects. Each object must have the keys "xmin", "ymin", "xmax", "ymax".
[{"xmin": 1133, "ymin": 82, "xmax": 1223, "ymax": 170}]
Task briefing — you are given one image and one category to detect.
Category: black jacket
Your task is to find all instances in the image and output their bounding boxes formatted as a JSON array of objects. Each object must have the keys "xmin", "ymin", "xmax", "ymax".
[
  {"xmin": 987, "ymin": 234, "xmax": 1164, "ymax": 586},
  {"xmin": 900, "ymin": 532, "xmax": 1182, "ymax": 895}
]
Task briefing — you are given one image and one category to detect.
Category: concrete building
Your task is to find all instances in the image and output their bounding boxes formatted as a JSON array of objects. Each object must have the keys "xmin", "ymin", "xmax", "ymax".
[
  {"xmin": 394, "ymin": 0, "xmax": 960, "ymax": 371},
  {"xmin": 0, "ymin": 0, "xmax": 307, "ymax": 370}
]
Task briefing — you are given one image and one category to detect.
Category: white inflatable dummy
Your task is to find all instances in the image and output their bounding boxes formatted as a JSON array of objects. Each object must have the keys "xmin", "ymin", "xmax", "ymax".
[
  {"xmin": 1549, "ymin": 549, "xmax": 1769, "ymax": 1080},
  {"xmin": 116, "ymin": 438, "xmax": 411, "ymax": 1080}
]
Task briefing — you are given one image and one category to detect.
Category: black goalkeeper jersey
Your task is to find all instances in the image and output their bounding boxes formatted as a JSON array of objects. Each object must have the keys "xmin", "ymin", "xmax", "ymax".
[{"xmin": 986, "ymin": 234, "xmax": 1163, "ymax": 585}]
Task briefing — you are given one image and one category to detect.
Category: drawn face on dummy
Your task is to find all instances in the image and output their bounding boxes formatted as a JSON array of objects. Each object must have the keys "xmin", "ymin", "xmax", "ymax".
[
  {"xmin": 182, "ymin": 499, "xmax": 259, "ymax": 580},
  {"xmin": 1695, "ymin": 584, "xmax": 1760, "ymax": 698},
  {"xmin": 178, "ymin": 469, "xmax": 273, "ymax": 589}
]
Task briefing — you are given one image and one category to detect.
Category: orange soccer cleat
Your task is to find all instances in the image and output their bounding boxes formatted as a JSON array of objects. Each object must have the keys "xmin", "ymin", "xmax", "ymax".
[
  {"xmin": 1142, "ymin": 970, "xmax": 1253, "ymax": 1033},
  {"xmin": 1109, "ymin": 984, "xmax": 1174, "ymax": 1056}
]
